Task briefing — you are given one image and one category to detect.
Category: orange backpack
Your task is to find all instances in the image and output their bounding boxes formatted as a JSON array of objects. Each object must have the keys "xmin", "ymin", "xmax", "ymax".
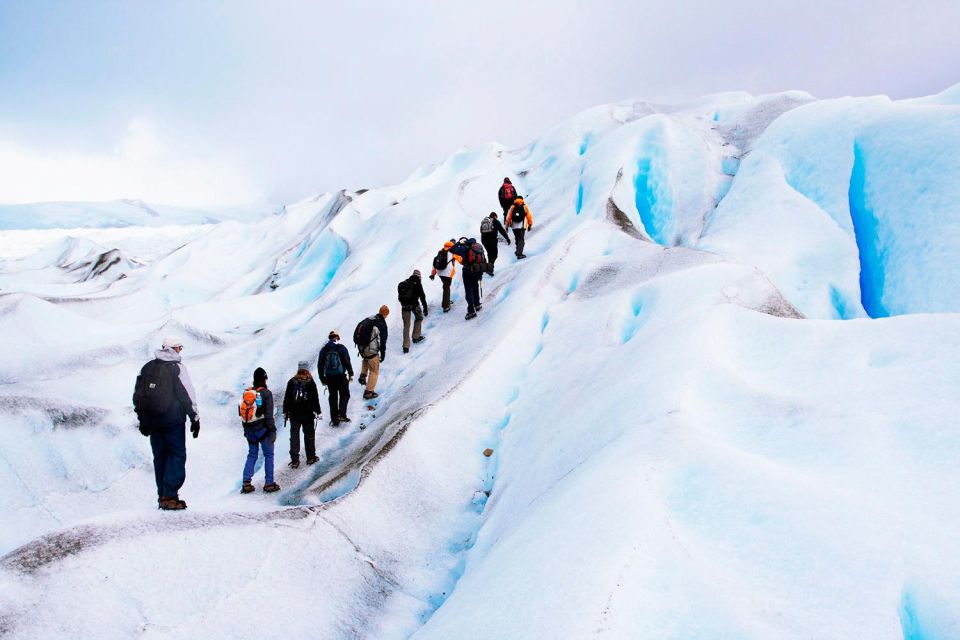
[{"xmin": 238, "ymin": 386, "xmax": 263, "ymax": 424}]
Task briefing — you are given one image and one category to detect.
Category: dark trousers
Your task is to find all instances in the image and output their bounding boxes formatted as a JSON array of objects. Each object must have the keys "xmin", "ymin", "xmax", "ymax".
[
  {"xmin": 463, "ymin": 272, "xmax": 481, "ymax": 313},
  {"xmin": 500, "ymin": 201, "xmax": 511, "ymax": 216},
  {"xmin": 149, "ymin": 423, "xmax": 187, "ymax": 499},
  {"xmin": 481, "ymin": 233, "xmax": 499, "ymax": 267},
  {"xmin": 512, "ymin": 228, "xmax": 526, "ymax": 257},
  {"xmin": 439, "ymin": 276, "xmax": 452, "ymax": 310},
  {"xmin": 327, "ymin": 375, "xmax": 350, "ymax": 419},
  {"xmin": 289, "ymin": 416, "xmax": 316, "ymax": 461}
]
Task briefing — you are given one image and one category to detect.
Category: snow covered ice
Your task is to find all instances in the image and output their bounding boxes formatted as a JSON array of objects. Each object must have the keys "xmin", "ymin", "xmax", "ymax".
[{"xmin": 1, "ymin": 87, "xmax": 959, "ymax": 639}]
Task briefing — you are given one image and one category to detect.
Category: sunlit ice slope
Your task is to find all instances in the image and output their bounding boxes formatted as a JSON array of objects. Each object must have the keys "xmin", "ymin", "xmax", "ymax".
[{"xmin": 1, "ymin": 87, "xmax": 959, "ymax": 639}]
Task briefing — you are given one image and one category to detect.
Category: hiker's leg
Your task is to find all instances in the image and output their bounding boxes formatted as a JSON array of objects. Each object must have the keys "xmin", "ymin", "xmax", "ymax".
[
  {"xmin": 289, "ymin": 419, "xmax": 301, "ymax": 462},
  {"xmin": 303, "ymin": 417, "xmax": 316, "ymax": 459},
  {"xmin": 243, "ymin": 436, "xmax": 259, "ymax": 483},
  {"xmin": 149, "ymin": 427, "xmax": 166, "ymax": 498},
  {"xmin": 441, "ymin": 276, "xmax": 451, "ymax": 309},
  {"xmin": 483, "ymin": 237, "xmax": 497, "ymax": 266},
  {"xmin": 327, "ymin": 385, "xmax": 339, "ymax": 420},
  {"xmin": 515, "ymin": 229, "xmax": 526, "ymax": 256},
  {"xmin": 412, "ymin": 305, "xmax": 423, "ymax": 340},
  {"xmin": 366, "ymin": 356, "xmax": 380, "ymax": 392},
  {"xmin": 361, "ymin": 357, "xmax": 370, "ymax": 380},
  {"xmin": 162, "ymin": 424, "xmax": 187, "ymax": 499},
  {"xmin": 262, "ymin": 436, "xmax": 275, "ymax": 485},
  {"xmin": 402, "ymin": 307, "xmax": 412, "ymax": 350},
  {"xmin": 336, "ymin": 376, "xmax": 350, "ymax": 417}
]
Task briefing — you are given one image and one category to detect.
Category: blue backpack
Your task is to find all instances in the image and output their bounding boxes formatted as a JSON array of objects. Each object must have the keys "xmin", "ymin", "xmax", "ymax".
[{"xmin": 323, "ymin": 347, "xmax": 346, "ymax": 377}]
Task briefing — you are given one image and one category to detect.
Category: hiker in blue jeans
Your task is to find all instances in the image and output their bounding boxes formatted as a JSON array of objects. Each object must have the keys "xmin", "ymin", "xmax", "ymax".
[{"xmin": 240, "ymin": 367, "xmax": 280, "ymax": 493}]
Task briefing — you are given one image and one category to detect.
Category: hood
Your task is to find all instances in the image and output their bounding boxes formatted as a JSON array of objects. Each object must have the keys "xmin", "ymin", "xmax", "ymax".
[{"xmin": 154, "ymin": 347, "xmax": 182, "ymax": 363}]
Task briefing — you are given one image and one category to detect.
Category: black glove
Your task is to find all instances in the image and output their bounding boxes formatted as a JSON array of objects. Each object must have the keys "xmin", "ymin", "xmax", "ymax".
[
  {"xmin": 423, "ymin": 306, "xmax": 429, "ymax": 316},
  {"xmin": 190, "ymin": 418, "xmax": 200, "ymax": 439},
  {"xmin": 268, "ymin": 429, "xmax": 277, "ymax": 444},
  {"xmin": 507, "ymin": 239, "xmax": 511, "ymax": 245},
  {"xmin": 429, "ymin": 274, "xmax": 435, "ymax": 281},
  {"xmin": 380, "ymin": 353, "xmax": 386, "ymax": 363},
  {"xmin": 138, "ymin": 423, "xmax": 150, "ymax": 437}
]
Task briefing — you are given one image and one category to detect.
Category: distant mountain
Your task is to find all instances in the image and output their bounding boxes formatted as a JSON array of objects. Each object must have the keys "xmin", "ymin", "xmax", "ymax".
[{"xmin": 0, "ymin": 198, "xmax": 269, "ymax": 230}]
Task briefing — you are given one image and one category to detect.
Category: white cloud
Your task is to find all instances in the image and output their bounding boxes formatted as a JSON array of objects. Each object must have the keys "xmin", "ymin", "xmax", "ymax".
[{"xmin": 0, "ymin": 117, "xmax": 264, "ymax": 207}]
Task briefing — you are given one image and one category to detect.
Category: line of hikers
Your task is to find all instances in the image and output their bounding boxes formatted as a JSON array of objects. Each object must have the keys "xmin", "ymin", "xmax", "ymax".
[{"xmin": 132, "ymin": 179, "xmax": 533, "ymax": 508}]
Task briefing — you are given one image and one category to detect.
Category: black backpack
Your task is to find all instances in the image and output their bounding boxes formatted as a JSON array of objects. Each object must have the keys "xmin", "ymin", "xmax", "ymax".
[
  {"xmin": 432, "ymin": 249, "xmax": 449, "ymax": 271},
  {"xmin": 133, "ymin": 360, "xmax": 177, "ymax": 416},
  {"xmin": 290, "ymin": 379, "xmax": 310, "ymax": 410},
  {"xmin": 354, "ymin": 316, "xmax": 376, "ymax": 349},
  {"xmin": 512, "ymin": 203, "xmax": 526, "ymax": 223},
  {"xmin": 397, "ymin": 278, "xmax": 418, "ymax": 305}
]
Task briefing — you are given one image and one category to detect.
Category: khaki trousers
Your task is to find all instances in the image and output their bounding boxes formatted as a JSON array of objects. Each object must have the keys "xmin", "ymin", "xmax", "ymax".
[{"xmin": 361, "ymin": 355, "xmax": 380, "ymax": 392}]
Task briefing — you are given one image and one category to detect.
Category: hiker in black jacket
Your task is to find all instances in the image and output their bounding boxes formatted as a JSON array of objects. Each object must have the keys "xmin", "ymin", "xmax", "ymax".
[
  {"xmin": 398, "ymin": 270, "xmax": 428, "ymax": 353},
  {"xmin": 132, "ymin": 335, "xmax": 200, "ymax": 511},
  {"xmin": 480, "ymin": 212, "xmax": 510, "ymax": 274},
  {"xmin": 318, "ymin": 330, "xmax": 354, "ymax": 426},
  {"xmin": 282, "ymin": 361, "xmax": 322, "ymax": 468}
]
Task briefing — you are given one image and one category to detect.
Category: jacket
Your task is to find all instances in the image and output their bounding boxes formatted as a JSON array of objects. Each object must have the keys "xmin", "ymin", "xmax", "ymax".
[
  {"xmin": 244, "ymin": 386, "xmax": 276, "ymax": 435},
  {"xmin": 430, "ymin": 252, "xmax": 458, "ymax": 280},
  {"xmin": 506, "ymin": 203, "xmax": 533, "ymax": 230},
  {"xmin": 360, "ymin": 314, "xmax": 388, "ymax": 360},
  {"xmin": 480, "ymin": 216, "xmax": 510, "ymax": 241},
  {"xmin": 134, "ymin": 347, "xmax": 199, "ymax": 425},
  {"xmin": 498, "ymin": 182, "xmax": 518, "ymax": 208},
  {"xmin": 317, "ymin": 341, "xmax": 354, "ymax": 383},
  {"xmin": 282, "ymin": 373, "xmax": 322, "ymax": 420},
  {"xmin": 398, "ymin": 276, "xmax": 428, "ymax": 312}
]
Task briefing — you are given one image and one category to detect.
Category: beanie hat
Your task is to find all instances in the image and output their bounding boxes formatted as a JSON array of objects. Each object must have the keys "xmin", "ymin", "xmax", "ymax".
[
  {"xmin": 504, "ymin": 177, "xmax": 512, "ymax": 184},
  {"xmin": 443, "ymin": 240, "xmax": 454, "ymax": 250},
  {"xmin": 412, "ymin": 269, "xmax": 421, "ymax": 279},
  {"xmin": 379, "ymin": 304, "xmax": 390, "ymax": 317},
  {"xmin": 329, "ymin": 330, "xmax": 340, "ymax": 340},
  {"xmin": 253, "ymin": 367, "xmax": 268, "ymax": 386},
  {"xmin": 297, "ymin": 360, "xmax": 309, "ymax": 371},
  {"xmin": 161, "ymin": 336, "xmax": 183, "ymax": 349}
]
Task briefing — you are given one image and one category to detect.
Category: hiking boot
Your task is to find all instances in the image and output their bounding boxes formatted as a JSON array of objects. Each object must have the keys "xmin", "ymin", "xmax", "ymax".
[
  {"xmin": 518, "ymin": 254, "xmax": 527, "ymax": 259},
  {"xmin": 241, "ymin": 481, "xmax": 255, "ymax": 494},
  {"xmin": 288, "ymin": 460, "xmax": 300, "ymax": 469},
  {"xmin": 331, "ymin": 417, "xmax": 340, "ymax": 426},
  {"xmin": 442, "ymin": 306, "xmax": 450, "ymax": 313},
  {"xmin": 465, "ymin": 311, "xmax": 477, "ymax": 320},
  {"xmin": 158, "ymin": 496, "xmax": 187, "ymax": 510},
  {"xmin": 263, "ymin": 482, "xmax": 281, "ymax": 493},
  {"xmin": 412, "ymin": 335, "xmax": 425, "ymax": 344},
  {"xmin": 306, "ymin": 455, "xmax": 319, "ymax": 465},
  {"xmin": 403, "ymin": 347, "xmax": 409, "ymax": 353},
  {"xmin": 339, "ymin": 415, "xmax": 351, "ymax": 423},
  {"xmin": 358, "ymin": 374, "xmax": 367, "ymax": 386},
  {"xmin": 363, "ymin": 391, "xmax": 379, "ymax": 400},
  {"xmin": 475, "ymin": 303, "xmax": 482, "ymax": 311}
]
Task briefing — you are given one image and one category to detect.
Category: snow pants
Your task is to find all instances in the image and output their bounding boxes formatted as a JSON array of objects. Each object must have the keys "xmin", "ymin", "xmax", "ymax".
[
  {"xmin": 149, "ymin": 421, "xmax": 187, "ymax": 499},
  {"xmin": 326, "ymin": 375, "xmax": 350, "ymax": 419},
  {"xmin": 243, "ymin": 427, "xmax": 275, "ymax": 484},
  {"xmin": 402, "ymin": 305, "xmax": 423, "ymax": 349},
  {"xmin": 439, "ymin": 276, "xmax": 452, "ymax": 310},
  {"xmin": 289, "ymin": 416, "xmax": 315, "ymax": 462},
  {"xmin": 361, "ymin": 355, "xmax": 381, "ymax": 392},
  {"xmin": 462, "ymin": 271, "xmax": 481, "ymax": 313},
  {"xmin": 481, "ymin": 233, "xmax": 499, "ymax": 269},
  {"xmin": 512, "ymin": 228, "xmax": 526, "ymax": 257}
]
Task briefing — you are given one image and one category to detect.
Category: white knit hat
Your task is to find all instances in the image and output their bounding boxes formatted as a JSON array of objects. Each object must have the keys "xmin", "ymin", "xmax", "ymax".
[{"xmin": 161, "ymin": 336, "xmax": 183, "ymax": 349}]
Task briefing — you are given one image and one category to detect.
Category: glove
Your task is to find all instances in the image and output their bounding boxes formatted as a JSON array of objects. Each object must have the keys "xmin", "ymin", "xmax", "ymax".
[
  {"xmin": 380, "ymin": 354, "xmax": 386, "ymax": 364},
  {"xmin": 423, "ymin": 306, "xmax": 429, "ymax": 316},
  {"xmin": 268, "ymin": 429, "xmax": 277, "ymax": 444},
  {"xmin": 429, "ymin": 274, "xmax": 435, "ymax": 281},
  {"xmin": 190, "ymin": 419, "xmax": 200, "ymax": 439},
  {"xmin": 348, "ymin": 375, "xmax": 354, "ymax": 383},
  {"xmin": 527, "ymin": 224, "xmax": 533, "ymax": 231},
  {"xmin": 507, "ymin": 238, "xmax": 511, "ymax": 245},
  {"xmin": 138, "ymin": 423, "xmax": 150, "ymax": 437}
]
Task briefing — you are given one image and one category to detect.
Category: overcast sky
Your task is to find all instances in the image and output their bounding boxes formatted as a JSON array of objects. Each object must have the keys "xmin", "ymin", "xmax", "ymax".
[{"xmin": 1, "ymin": 0, "xmax": 957, "ymax": 207}]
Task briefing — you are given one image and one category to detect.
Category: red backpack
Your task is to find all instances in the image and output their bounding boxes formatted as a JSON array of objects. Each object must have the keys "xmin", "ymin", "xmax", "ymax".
[{"xmin": 501, "ymin": 183, "xmax": 515, "ymax": 201}]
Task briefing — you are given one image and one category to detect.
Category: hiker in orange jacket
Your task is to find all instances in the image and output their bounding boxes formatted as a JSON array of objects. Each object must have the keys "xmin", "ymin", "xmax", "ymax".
[{"xmin": 505, "ymin": 197, "xmax": 534, "ymax": 259}]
